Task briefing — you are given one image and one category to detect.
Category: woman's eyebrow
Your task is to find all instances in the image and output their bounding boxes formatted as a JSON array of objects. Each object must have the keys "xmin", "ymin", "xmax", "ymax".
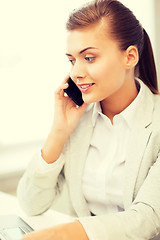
[{"xmin": 66, "ymin": 47, "xmax": 98, "ymax": 56}]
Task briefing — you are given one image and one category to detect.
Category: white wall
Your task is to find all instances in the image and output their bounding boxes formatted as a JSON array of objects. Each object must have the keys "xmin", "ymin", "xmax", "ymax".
[
  {"xmin": 121, "ymin": 0, "xmax": 155, "ymax": 50},
  {"xmin": 0, "ymin": 0, "xmax": 156, "ymax": 146},
  {"xmin": 0, "ymin": 0, "xmax": 88, "ymax": 145}
]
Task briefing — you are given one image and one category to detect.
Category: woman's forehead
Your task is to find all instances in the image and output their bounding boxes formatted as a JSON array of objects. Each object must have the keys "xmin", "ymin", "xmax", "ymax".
[{"xmin": 66, "ymin": 22, "xmax": 117, "ymax": 55}]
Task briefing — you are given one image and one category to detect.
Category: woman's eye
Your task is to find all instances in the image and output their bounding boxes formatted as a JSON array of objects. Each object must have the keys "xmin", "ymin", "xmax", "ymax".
[
  {"xmin": 68, "ymin": 59, "xmax": 75, "ymax": 65},
  {"xmin": 85, "ymin": 57, "xmax": 95, "ymax": 62}
]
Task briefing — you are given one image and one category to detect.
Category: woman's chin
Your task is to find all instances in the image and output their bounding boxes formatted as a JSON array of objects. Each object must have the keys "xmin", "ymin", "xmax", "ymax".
[
  {"xmin": 82, "ymin": 95, "xmax": 100, "ymax": 104},
  {"xmin": 82, "ymin": 95, "xmax": 94, "ymax": 104}
]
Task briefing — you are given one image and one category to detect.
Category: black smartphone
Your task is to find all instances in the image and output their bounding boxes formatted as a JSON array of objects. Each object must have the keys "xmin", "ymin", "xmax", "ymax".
[{"xmin": 64, "ymin": 78, "xmax": 84, "ymax": 106}]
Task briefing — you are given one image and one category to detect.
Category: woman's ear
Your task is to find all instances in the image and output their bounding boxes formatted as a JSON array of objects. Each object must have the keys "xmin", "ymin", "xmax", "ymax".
[{"xmin": 124, "ymin": 46, "xmax": 139, "ymax": 69}]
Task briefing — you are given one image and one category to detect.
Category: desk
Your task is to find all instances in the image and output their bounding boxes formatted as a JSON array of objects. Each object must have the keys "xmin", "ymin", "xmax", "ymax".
[{"xmin": 0, "ymin": 191, "xmax": 74, "ymax": 231}]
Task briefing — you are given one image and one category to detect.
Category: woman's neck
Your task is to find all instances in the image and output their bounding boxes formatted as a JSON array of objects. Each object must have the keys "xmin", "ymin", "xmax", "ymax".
[{"xmin": 100, "ymin": 77, "xmax": 138, "ymax": 124}]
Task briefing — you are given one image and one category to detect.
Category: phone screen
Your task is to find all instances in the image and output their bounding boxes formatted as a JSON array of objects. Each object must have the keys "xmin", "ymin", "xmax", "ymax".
[{"xmin": 3, "ymin": 227, "xmax": 25, "ymax": 240}]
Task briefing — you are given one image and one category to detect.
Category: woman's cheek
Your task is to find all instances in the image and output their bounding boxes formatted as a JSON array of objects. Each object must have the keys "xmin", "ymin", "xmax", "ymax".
[{"xmin": 87, "ymin": 63, "xmax": 105, "ymax": 81}]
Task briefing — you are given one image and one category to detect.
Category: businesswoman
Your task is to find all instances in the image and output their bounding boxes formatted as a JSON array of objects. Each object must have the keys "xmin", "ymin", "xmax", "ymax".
[{"xmin": 18, "ymin": 0, "xmax": 160, "ymax": 239}]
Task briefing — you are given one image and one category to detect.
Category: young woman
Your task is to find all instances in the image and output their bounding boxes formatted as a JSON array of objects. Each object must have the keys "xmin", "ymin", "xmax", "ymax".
[{"xmin": 18, "ymin": 0, "xmax": 160, "ymax": 239}]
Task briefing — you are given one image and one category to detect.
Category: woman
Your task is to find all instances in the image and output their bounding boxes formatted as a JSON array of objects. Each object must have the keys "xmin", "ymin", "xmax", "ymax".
[{"xmin": 18, "ymin": 0, "xmax": 160, "ymax": 239}]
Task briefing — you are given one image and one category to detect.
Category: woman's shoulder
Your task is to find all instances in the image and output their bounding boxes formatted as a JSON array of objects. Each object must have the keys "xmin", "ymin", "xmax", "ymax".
[
  {"xmin": 153, "ymin": 93, "xmax": 160, "ymax": 110},
  {"xmin": 152, "ymin": 93, "xmax": 160, "ymax": 128}
]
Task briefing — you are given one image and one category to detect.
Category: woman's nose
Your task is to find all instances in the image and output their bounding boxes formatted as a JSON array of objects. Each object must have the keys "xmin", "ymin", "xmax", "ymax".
[{"xmin": 70, "ymin": 61, "xmax": 86, "ymax": 82}]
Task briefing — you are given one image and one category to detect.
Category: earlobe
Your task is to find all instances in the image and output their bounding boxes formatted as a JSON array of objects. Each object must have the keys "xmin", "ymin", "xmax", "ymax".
[{"xmin": 125, "ymin": 46, "xmax": 139, "ymax": 69}]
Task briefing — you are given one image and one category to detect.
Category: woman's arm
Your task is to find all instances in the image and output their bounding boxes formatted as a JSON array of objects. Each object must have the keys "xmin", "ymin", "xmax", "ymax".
[
  {"xmin": 17, "ymin": 152, "xmax": 66, "ymax": 215},
  {"xmin": 22, "ymin": 222, "xmax": 89, "ymax": 240},
  {"xmin": 17, "ymin": 76, "xmax": 88, "ymax": 215},
  {"xmin": 41, "ymin": 75, "xmax": 88, "ymax": 164}
]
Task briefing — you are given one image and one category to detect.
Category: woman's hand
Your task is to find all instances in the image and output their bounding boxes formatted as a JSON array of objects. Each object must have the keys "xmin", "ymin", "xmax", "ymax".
[
  {"xmin": 21, "ymin": 221, "xmax": 89, "ymax": 240},
  {"xmin": 53, "ymin": 75, "xmax": 88, "ymax": 136},
  {"xmin": 41, "ymin": 75, "xmax": 88, "ymax": 163}
]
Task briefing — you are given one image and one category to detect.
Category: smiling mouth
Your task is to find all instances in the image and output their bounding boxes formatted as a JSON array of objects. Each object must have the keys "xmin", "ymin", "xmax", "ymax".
[{"xmin": 78, "ymin": 83, "xmax": 95, "ymax": 93}]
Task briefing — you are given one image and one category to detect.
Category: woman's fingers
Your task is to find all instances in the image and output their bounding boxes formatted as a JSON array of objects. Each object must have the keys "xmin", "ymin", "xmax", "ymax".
[{"xmin": 55, "ymin": 75, "xmax": 70, "ymax": 96}]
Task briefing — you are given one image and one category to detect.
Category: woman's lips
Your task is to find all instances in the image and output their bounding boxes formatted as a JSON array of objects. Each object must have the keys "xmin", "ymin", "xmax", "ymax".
[{"xmin": 78, "ymin": 83, "xmax": 95, "ymax": 93}]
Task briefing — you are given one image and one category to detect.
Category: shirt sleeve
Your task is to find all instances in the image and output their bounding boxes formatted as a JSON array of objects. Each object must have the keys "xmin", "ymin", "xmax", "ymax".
[
  {"xmin": 17, "ymin": 150, "xmax": 65, "ymax": 215},
  {"xmin": 36, "ymin": 149, "xmax": 63, "ymax": 173}
]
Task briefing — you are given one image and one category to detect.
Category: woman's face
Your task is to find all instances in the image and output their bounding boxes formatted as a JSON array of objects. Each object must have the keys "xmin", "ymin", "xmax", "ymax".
[{"xmin": 66, "ymin": 21, "xmax": 131, "ymax": 104}]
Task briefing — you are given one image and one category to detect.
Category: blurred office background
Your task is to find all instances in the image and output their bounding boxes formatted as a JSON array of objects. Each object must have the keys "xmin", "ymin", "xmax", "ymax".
[{"xmin": 0, "ymin": 0, "xmax": 159, "ymax": 195}]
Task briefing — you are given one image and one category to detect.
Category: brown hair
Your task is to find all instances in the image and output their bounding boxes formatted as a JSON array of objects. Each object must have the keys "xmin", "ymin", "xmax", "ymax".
[{"xmin": 66, "ymin": 0, "xmax": 158, "ymax": 94}]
